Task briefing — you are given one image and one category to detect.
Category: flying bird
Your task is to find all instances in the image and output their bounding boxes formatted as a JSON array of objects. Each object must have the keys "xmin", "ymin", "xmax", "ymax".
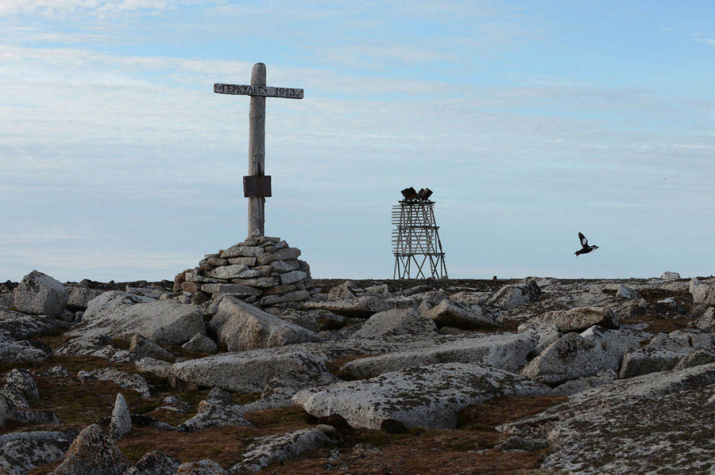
[{"xmin": 575, "ymin": 232, "xmax": 599, "ymax": 256}]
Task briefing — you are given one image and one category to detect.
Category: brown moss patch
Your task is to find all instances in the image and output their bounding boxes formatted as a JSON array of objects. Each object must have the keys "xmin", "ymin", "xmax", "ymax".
[{"xmin": 458, "ymin": 395, "xmax": 568, "ymax": 430}]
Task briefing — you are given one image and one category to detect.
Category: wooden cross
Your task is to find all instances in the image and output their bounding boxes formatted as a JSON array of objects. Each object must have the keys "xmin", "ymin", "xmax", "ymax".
[{"xmin": 214, "ymin": 63, "xmax": 304, "ymax": 237}]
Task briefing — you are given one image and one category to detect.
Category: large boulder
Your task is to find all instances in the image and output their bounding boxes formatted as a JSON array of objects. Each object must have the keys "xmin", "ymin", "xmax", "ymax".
[
  {"xmin": 303, "ymin": 296, "xmax": 393, "ymax": 318},
  {"xmin": 696, "ymin": 307, "xmax": 715, "ymax": 332},
  {"xmin": 499, "ymin": 364, "xmax": 715, "ymax": 474},
  {"xmin": 67, "ymin": 291, "xmax": 205, "ymax": 346},
  {"xmin": 690, "ymin": 279, "xmax": 715, "ymax": 308},
  {"xmin": 124, "ymin": 451, "xmax": 180, "ymax": 475},
  {"xmin": 65, "ymin": 286, "xmax": 104, "ymax": 312},
  {"xmin": 13, "ymin": 271, "xmax": 68, "ymax": 317},
  {"xmin": 486, "ymin": 281, "xmax": 541, "ymax": 310},
  {"xmin": 340, "ymin": 333, "xmax": 537, "ymax": 379},
  {"xmin": 0, "ymin": 309, "xmax": 58, "ymax": 340},
  {"xmin": 354, "ymin": 308, "xmax": 437, "ymax": 338},
  {"xmin": 0, "ymin": 430, "xmax": 78, "ymax": 475},
  {"xmin": 531, "ymin": 306, "xmax": 619, "ymax": 333},
  {"xmin": 422, "ymin": 299, "xmax": 498, "ymax": 330},
  {"xmin": 208, "ymin": 297, "xmax": 323, "ymax": 352},
  {"xmin": 520, "ymin": 326, "xmax": 644, "ymax": 385},
  {"xmin": 177, "ymin": 400, "xmax": 252, "ymax": 432},
  {"xmin": 51, "ymin": 424, "xmax": 131, "ymax": 475},
  {"xmin": 293, "ymin": 363, "xmax": 551, "ymax": 431}
]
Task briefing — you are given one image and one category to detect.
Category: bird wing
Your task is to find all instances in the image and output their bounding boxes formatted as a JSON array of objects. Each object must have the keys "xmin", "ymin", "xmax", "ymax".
[{"xmin": 579, "ymin": 232, "xmax": 588, "ymax": 247}]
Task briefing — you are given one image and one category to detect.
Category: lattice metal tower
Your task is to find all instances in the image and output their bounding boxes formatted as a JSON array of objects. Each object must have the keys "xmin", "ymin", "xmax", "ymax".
[{"xmin": 392, "ymin": 187, "xmax": 448, "ymax": 279}]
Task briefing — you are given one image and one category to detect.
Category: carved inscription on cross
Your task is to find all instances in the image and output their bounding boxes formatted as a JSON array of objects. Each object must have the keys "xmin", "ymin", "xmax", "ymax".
[{"xmin": 214, "ymin": 63, "xmax": 304, "ymax": 237}]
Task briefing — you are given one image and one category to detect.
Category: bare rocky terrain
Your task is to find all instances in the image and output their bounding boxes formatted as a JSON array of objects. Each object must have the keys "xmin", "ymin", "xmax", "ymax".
[{"xmin": 1, "ymin": 269, "xmax": 714, "ymax": 474}]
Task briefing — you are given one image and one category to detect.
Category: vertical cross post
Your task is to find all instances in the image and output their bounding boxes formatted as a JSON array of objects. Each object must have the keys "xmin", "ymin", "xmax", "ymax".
[
  {"xmin": 248, "ymin": 63, "xmax": 267, "ymax": 237},
  {"xmin": 214, "ymin": 63, "xmax": 304, "ymax": 238}
]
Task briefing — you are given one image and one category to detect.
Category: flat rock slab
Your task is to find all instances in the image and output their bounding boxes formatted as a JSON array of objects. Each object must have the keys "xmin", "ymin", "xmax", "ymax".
[
  {"xmin": 171, "ymin": 340, "xmax": 432, "ymax": 393},
  {"xmin": 0, "ymin": 309, "xmax": 58, "ymax": 340},
  {"xmin": 531, "ymin": 306, "xmax": 619, "ymax": 333},
  {"xmin": 500, "ymin": 363, "xmax": 715, "ymax": 474},
  {"xmin": 303, "ymin": 296, "xmax": 393, "ymax": 318},
  {"xmin": 293, "ymin": 362, "xmax": 551, "ymax": 430},
  {"xmin": 68, "ymin": 291, "xmax": 205, "ymax": 346},
  {"xmin": 341, "ymin": 333, "xmax": 537, "ymax": 379}
]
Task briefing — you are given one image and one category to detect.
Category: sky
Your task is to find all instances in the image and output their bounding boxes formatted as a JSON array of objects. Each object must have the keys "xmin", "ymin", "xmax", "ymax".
[{"xmin": 1, "ymin": 0, "xmax": 714, "ymax": 283}]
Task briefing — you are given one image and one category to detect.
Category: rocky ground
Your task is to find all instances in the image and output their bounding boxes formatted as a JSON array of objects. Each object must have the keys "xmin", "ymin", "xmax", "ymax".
[{"xmin": 0, "ymin": 270, "xmax": 714, "ymax": 474}]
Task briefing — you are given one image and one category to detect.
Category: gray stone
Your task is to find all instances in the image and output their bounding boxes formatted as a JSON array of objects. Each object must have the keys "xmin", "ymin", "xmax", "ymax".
[
  {"xmin": 32, "ymin": 365, "xmax": 72, "ymax": 379},
  {"xmin": 77, "ymin": 368, "xmax": 151, "ymax": 399},
  {"xmin": 259, "ymin": 290, "xmax": 311, "ymax": 306},
  {"xmin": 10, "ymin": 409, "xmax": 60, "ymax": 425},
  {"xmin": 221, "ymin": 244, "xmax": 265, "ymax": 258},
  {"xmin": 13, "ymin": 270, "xmax": 68, "ymax": 317},
  {"xmin": 271, "ymin": 247, "xmax": 301, "ymax": 261},
  {"xmin": 109, "ymin": 393, "xmax": 131, "ymax": 441},
  {"xmin": 531, "ymin": 306, "xmax": 619, "ymax": 333},
  {"xmin": 279, "ymin": 270, "xmax": 308, "ymax": 285},
  {"xmin": 486, "ymin": 281, "xmax": 541, "ymax": 310},
  {"xmin": 182, "ymin": 333, "xmax": 218, "ymax": 354},
  {"xmin": 134, "ymin": 358, "xmax": 173, "ymax": 380},
  {"xmin": 231, "ymin": 426, "xmax": 336, "ymax": 473},
  {"xmin": 674, "ymin": 348, "xmax": 715, "ymax": 370},
  {"xmin": 620, "ymin": 346, "xmax": 691, "ymax": 378},
  {"xmin": 5, "ymin": 369, "xmax": 39, "ymax": 400},
  {"xmin": 177, "ymin": 401, "xmax": 252, "ymax": 432},
  {"xmin": 208, "ymin": 297, "xmax": 323, "ymax": 352},
  {"xmin": 552, "ymin": 370, "xmax": 617, "ymax": 396},
  {"xmin": 0, "ymin": 396, "xmax": 8, "ymax": 429},
  {"xmin": 696, "ymin": 307, "xmax": 715, "ymax": 332},
  {"xmin": 200, "ymin": 283, "xmax": 262, "ymax": 297},
  {"xmin": 124, "ymin": 450, "xmax": 180, "ymax": 475},
  {"xmin": 228, "ymin": 257, "xmax": 257, "ymax": 266},
  {"xmin": 304, "ymin": 296, "xmax": 393, "ymax": 318},
  {"xmin": 66, "ymin": 287, "xmax": 104, "ymax": 311},
  {"xmin": 354, "ymin": 308, "xmax": 437, "ymax": 338},
  {"xmin": 520, "ymin": 326, "xmax": 644, "ymax": 385},
  {"xmin": 0, "ymin": 339, "xmax": 49, "ymax": 364},
  {"xmin": 327, "ymin": 281, "xmax": 359, "ymax": 300},
  {"xmin": 340, "ymin": 333, "xmax": 538, "ymax": 380},
  {"xmin": 0, "ymin": 430, "xmax": 78, "ymax": 475},
  {"xmin": 517, "ymin": 321, "xmax": 561, "ymax": 356},
  {"xmin": 176, "ymin": 459, "xmax": 226, "ymax": 474},
  {"xmin": 271, "ymin": 259, "xmax": 301, "ymax": 273},
  {"xmin": 616, "ymin": 284, "xmax": 640, "ymax": 300},
  {"xmin": 499, "ymin": 364, "xmax": 715, "ymax": 474},
  {"xmin": 0, "ymin": 309, "xmax": 58, "ymax": 340},
  {"xmin": 229, "ymin": 277, "xmax": 279, "ymax": 288},
  {"xmin": 206, "ymin": 265, "xmax": 265, "ymax": 280},
  {"xmin": 690, "ymin": 279, "xmax": 715, "ymax": 307},
  {"xmin": 661, "ymin": 271, "xmax": 681, "ymax": 280},
  {"xmin": 129, "ymin": 334, "xmax": 174, "ymax": 360},
  {"xmin": 497, "ymin": 436, "xmax": 549, "ymax": 452},
  {"xmin": 51, "ymin": 424, "xmax": 131, "ymax": 475},
  {"xmin": 423, "ymin": 299, "xmax": 498, "ymax": 330},
  {"xmin": 68, "ymin": 291, "xmax": 205, "ymax": 346},
  {"xmin": 293, "ymin": 363, "xmax": 551, "ymax": 430}
]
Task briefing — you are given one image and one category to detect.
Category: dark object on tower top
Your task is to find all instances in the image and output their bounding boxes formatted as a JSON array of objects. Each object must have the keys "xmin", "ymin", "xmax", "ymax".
[{"xmin": 401, "ymin": 187, "xmax": 433, "ymax": 202}]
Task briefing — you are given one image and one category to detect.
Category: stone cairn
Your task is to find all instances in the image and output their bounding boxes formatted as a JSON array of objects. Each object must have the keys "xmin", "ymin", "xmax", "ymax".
[{"xmin": 174, "ymin": 234, "xmax": 314, "ymax": 307}]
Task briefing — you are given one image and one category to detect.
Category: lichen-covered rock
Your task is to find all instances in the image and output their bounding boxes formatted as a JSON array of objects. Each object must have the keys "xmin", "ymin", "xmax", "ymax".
[
  {"xmin": 340, "ymin": 333, "xmax": 537, "ymax": 379},
  {"xmin": 13, "ymin": 270, "xmax": 68, "ymax": 317},
  {"xmin": 129, "ymin": 334, "xmax": 174, "ymax": 360},
  {"xmin": 422, "ymin": 299, "xmax": 498, "ymax": 330},
  {"xmin": 293, "ymin": 363, "xmax": 551, "ymax": 430},
  {"xmin": 124, "ymin": 450, "xmax": 180, "ymax": 475},
  {"xmin": 65, "ymin": 286, "xmax": 104, "ymax": 312},
  {"xmin": 5, "ymin": 368, "xmax": 39, "ymax": 400},
  {"xmin": 208, "ymin": 297, "xmax": 323, "ymax": 352},
  {"xmin": 77, "ymin": 368, "xmax": 151, "ymax": 399},
  {"xmin": 485, "ymin": 281, "xmax": 541, "ymax": 310},
  {"xmin": 531, "ymin": 306, "xmax": 619, "ymax": 333},
  {"xmin": 109, "ymin": 394, "xmax": 131, "ymax": 441},
  {"xmin": 0, "ymin": 430, "xmax": 78, "ymax": 475},
  {"xmin": 354, "ymin": 308, "xmax": 437, "ymax": 338},
  {"xmin": 520, "ymin": 326, "xmax": 644, "ymax": 385},
  {"xmin": 661, "ymin": 271, "xmax": 681, "ymax": 280},
  {"xmin": 0, "ymin": 309, "xmax": 58, "ymax": 340},
  {"xmin": 0, "ymin": 338, "xmax": 50, "ymax": 364},
  {"xmin": 69, "ymin": 291, "xmax": 205, "ymax": 346},
  {"xmin": 177, "ymin": 400, "xmax": 252, "ymax": 432},
  {"xmin": 176, "ymin": 459, "xmax": 226, "ymax": 474},
  {"xmin": 182, "ymin": 333, "xmax": 218, "ymax": 354},
  {"xmin": 552, "ymin": 370, "xmax": 617, "ymax": 397},
  {"xmin": 499, "ymin": 364, "xmax": 715, "ymax": 474},
  {"xmin": 690, "ymin": 279, "xmax": 715, "ymax": 307},
  {"xmin": 51, "ymin": 424, "xmax": 131, "ymax": 475},
  {"xmin": 620, "ymin": 346, "xmax": 691, "ymax": 378},
  {"xmin": 303, "ymin": 296, "xmax": 393, "ymax": 318},
  {"xmin": 674, "ymin": 348, "xmax": 715, "ymax": 370},
  {"xmin": 696, "ymin": 307, "xmax": 715, "ymax": 332},
  {"xmin": 517, "ymin": 321, "xmax": 561, "ymax": 356},
  {"xmin": 230, "ymin": 425, "xmax": 336, "ymax": 473},
  {"xmin": 0, "ymin": 396, "xmax": 9, "ymax": 429},
  {"xmin": 328, "ymin": 281, "xmax": 359, "ymax": 300}
]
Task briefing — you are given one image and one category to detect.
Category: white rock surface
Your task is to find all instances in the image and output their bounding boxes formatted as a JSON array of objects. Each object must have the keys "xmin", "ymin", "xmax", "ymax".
[
  {"xmin": 354, "ymin": 308, "xmax": 437, "ymax": 338},
  {"xmin": 293, "ymin": 362, "xmax": 551, "ymax": 430},
  {"xmin": 68, "ymin": 291, "xmax": 205, "ymax": 346},
  {"xmin": 423, "ymin": 299, "xmax": 497, "ymax": 330},
  {"xmin": 486, "ymin": 281, "xmax": 541, "ymax": 310},
  {"xmin": 51, "ymin": 424, "xmax": 131, "ymax": 475},
  {"xmin": 340, "ymin": 333, "xmax": 537, "ymax": 379},
  {"xmin": 231, "ymin": 425, "xmax": 336, "ymax": 473},
  {"xmin": 13, "ymin": 270, "xmax": 68, "ymax": 317},
  {"xmin": 77, "ymin": 368, "xmax": 151, "ymax": 399},
  {"xmin": 109, "ymin": 393, "xmax": 131, "ymax": 441},
  {"xmin": 208, "ymin": 297, "xmax": 323, "ymax": 351},
  {"xmin": 0, "ymin": 430, "xmax": 78, "ymax": 475},
  {"xmin": 531, "ymin": 306, "xmax": 619, "ymax": 333}
]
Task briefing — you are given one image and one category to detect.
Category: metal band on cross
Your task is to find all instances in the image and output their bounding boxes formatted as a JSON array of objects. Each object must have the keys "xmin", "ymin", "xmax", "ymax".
[{"xmin": 214, "ymin": 63, "xmax": 304, "ymax": 237}]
